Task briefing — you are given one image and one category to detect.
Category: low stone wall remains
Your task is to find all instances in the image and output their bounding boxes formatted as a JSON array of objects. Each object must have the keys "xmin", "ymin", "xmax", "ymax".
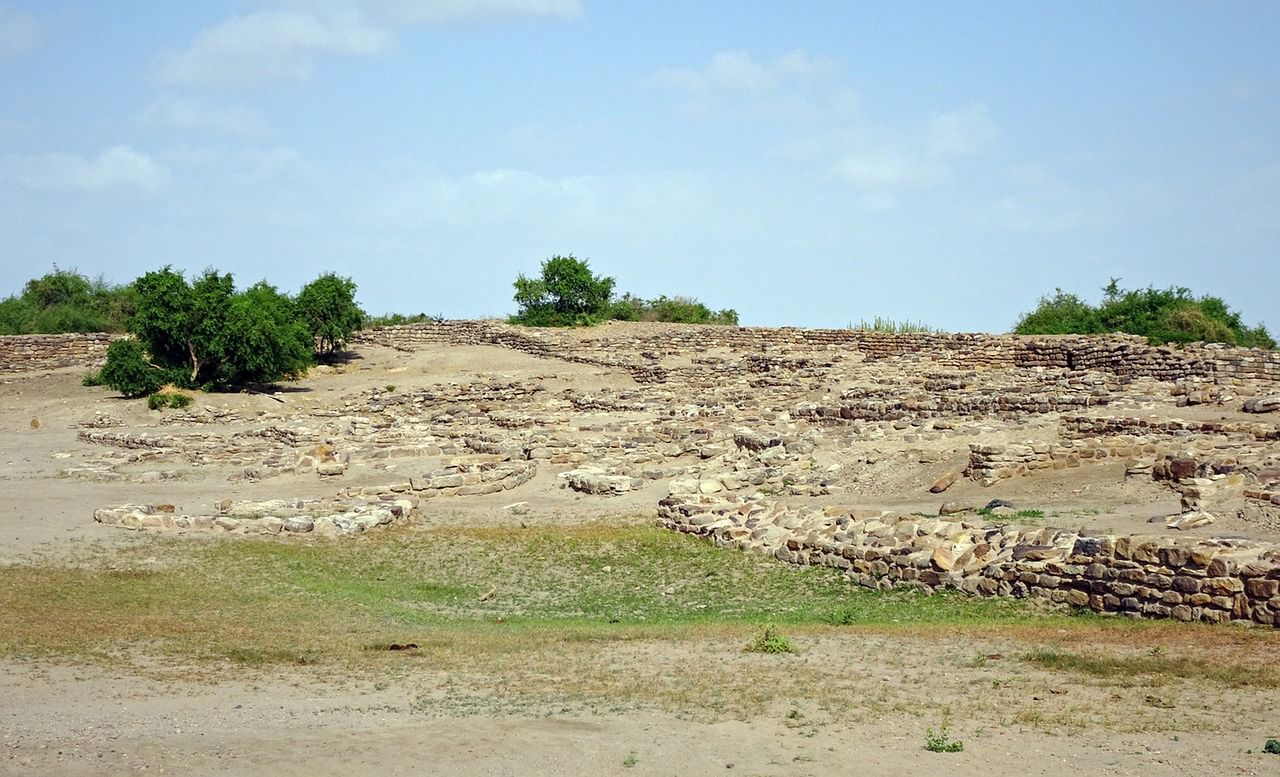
[
  {"xmin": 658, "ymin": 491, "xmax": 1280, "ymax": 627},
  {"xmin": 0, "ymin": 333, "xmax": 121, "ymax": 373},
  {"xmin": 355, "ymin": 321, "xmax": 1280, "ymax": 386}
]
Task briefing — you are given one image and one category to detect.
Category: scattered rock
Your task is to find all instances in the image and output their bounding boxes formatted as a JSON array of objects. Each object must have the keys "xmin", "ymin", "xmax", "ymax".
[{"xmin": 929, "ymin": 470, "xmax": 959, "ymax": 493}]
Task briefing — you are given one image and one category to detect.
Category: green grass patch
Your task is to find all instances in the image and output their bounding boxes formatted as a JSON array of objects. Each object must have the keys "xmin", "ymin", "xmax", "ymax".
[
  {"xmin": 1024, "ymin": 648, "xmax": 1280, "ymax": 690},
  {"xmin": 0, "ymin": 525, "xmax": 1088, "ymax": 666}
]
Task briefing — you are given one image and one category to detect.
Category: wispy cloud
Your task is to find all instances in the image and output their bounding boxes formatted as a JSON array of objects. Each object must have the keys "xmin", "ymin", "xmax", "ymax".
[
  {"xmin": 927, "ymin": 104, "xmax": 998, "ymax": 157},
  {"xmin": 155, "ymin": 7, "xmax": 391, "ymax": 87},
  {"xmin": 350, "ymin": 0, "xmax": 582, "ymax": 24},
  {"xmin": 0, "ymin": 146, "xmax": 168, "ymax": 192},
  {"xmin": 831, "ymin": 148, "xmax": 946, "ymax": 189},
  {"xmin": 0, "ymin": 5, "xmax": 40, "ymax": 60},
  {"xmin": 652, "ymin": 49, "xmax": 838, "ymax": 97},
  {"xmin": 139, "ymin": 97, "xmax": 271, "ymax": 137},
  {"xmin": 155, "ymin": 0, "xmax": 582, "ymax": 88}
]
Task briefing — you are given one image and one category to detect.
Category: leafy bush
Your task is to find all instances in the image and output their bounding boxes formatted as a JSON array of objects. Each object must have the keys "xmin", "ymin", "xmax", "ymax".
[
  {"xmin": 99, "ymin": 267, "xmax": 329, "ymax": 395},
  {"xmin": 924, "ymin": 726, "xmax": 964, "ymax": 753},
  {"xmin": 609, "ymin": 293, "xmax": 738, "ymax": 325},
  {"xmin": 511, "ymin": 255, "xmax": 616, "ymax": 327},
  {"xmin": 215, "ymin": 281, "xmax": 313, "ymax": 385},
  {"xmin": 1014, "ymin": 280, "xmax": 1274, "ymax": 348},
  {"xmin": 147, "ymin": 392, "xmax": 193, "ymax": 410},
  {"xmin": 296, "ymin": 273, "xmax": 364, "ymax": 356},
  {"xmin": 363, "ymin": 312, "xmax": 444, "ymax": 328},
  {"xmin": 97, "ymin": 339, "xmax": 165, "ymax": 398},
  {"xmin": 744, "ymin": 626, "xmax": 796, "ymax": 654},
  {"xmin": 0, "ymin": 267, "xmax": 135, "ymax": 335}
]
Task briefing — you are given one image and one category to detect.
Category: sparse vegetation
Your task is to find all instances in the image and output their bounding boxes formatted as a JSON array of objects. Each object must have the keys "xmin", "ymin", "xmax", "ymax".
[
  {"xmin": 1014, "ymin": 279, "xmax": 1274, "ymax": 348},
  {"xmin": 609, "ymin": 293, "xmax": 738, "ymax": 326},
  {"xmin": 363, "ymin": 312, "xmax": 444, "ymax": 328},
  {"xmin": 147, "ymin": 391, "xmax": 193, "ymax": 411},
  {"xmin": 1023, "ymin": 648, "xmax": 1280, "ymax": 689},
  {"xmin": 848, "ymin": 317, "xmax": 937, "ymax": 334},
  {"xmin": 924, "ymin": 725, "xmax": 964, "ymax": 753},
  {"xmin": 745, "ymin": 626, "xmax": 797, "ymax": 654}
]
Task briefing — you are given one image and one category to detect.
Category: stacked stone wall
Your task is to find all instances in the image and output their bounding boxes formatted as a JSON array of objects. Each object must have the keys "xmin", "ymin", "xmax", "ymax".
[
  {"xmin": 0, "ymin": 333, "xmax": 121, "ymax": 373},
  {"xmin": 658, "ymin": 494, "xmax": 1280, "ymax": 627},
  {"xmin": 4, "ymin": 325, "xmax": 1276, "ymax": 385},
  {"xmin": 355, "ymin": 321, "xmax": 1280, "ymax": 386}
]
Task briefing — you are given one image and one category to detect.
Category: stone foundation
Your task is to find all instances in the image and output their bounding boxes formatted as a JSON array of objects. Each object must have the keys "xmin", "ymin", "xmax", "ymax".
[
  {"xmin": 658, "ymin": 493, "xmax": 1280, "ymax": 627},
  {"xmin": 0, "ymin": 332, "xmax": 121, "ymax": 373}
]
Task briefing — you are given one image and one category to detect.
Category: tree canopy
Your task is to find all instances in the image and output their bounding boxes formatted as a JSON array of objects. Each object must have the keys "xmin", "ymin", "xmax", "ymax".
[
  {"xmin": 0, "ymin": 267, "xmax": 135, "ymax": 335},
  {"xmin": 510, "ymin": 255, "xmax": 738, "ymax": 328},
  {"xmin": 296, "ymin": 273, "xmax": 364, "ymax": 356},
  {"xmin": 93, "ymin": 267, "xmax": 359, "ymax": 397},
  {"xmin": 511, "ymin": 255, "xmax": 616, "ymax": 326},
  {"xmin": 1014, "ymin": 280, "xmax": 1274, "ymax": 348}
]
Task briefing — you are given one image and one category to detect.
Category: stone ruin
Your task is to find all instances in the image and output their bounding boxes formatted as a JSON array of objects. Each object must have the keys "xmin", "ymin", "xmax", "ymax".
[{"xmin": 7, "ymin": 321, "xmax": 1279, "ymax": 626}]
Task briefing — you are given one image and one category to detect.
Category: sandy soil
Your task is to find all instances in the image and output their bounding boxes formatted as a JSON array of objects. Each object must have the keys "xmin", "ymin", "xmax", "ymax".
[{"xmin": 2, "ymin": 340, "xmax": 1278, "ymax": 776}]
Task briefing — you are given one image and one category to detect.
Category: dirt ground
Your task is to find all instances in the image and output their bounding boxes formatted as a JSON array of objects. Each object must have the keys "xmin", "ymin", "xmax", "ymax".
[{"xmin": 1, "ymin": 341, "xmax": 1278, "ymax": 776}]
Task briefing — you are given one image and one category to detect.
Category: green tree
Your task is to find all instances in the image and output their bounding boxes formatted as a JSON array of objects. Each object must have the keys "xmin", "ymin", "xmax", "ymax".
[
  {"xmin": 1013, "ymin": 289, "xmax": 1101, "ymax": 336},
  {"xmin": 97, "ymin": 267, "xmax": 328, "ymax": 395},
  {"xmin": 296, "ymin": 273, "xmax": 364, "ymax": 356},
  {"xmin": 1014, "ymin": 281, "xmax": 1274, "ymax": 348},
  {"xmin": 129, "ymin": 267, "xmax": 236, "ymax": 383},
  {"xmin": 217, "ymin": 282, "xmax": 313, "ymax": 385},
  {"xmin": 511, "ymin": 255, "xmax": 615, "ymax": 326},
  {"xmin": 0, "ymin": 267, "xmax": 134, "ymax": 334},
  {"xmin": 608, "ymin": 293, "xmax": 738, "ymax": 325}
]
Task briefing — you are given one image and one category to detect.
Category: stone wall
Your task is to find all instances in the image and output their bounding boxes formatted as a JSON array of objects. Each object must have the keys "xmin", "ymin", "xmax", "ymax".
[
  {"xmin": 658, "ymin": 491, "xmax": 1280, "ymax": 627},
  {"xmin": 355, "ymin": 321, "xmax": 1280, "ymax": 386},
  {"xmin": 0, "ymin": 333, "xmax": 121, "ymax": 373},
  {"xmin": 3, "ymin": 324, "xmax": 1276, "ymax": 385}
]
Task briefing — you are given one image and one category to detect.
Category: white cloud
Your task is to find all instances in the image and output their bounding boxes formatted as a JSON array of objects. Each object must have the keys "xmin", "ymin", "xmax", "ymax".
[
  {"xmin": 139, "ymin": 97, "xmax": 270, "ymax": 137},
  {"xmin": 349, "ymin": 0, "xmax": 582, "ymax": 23},
  {"xmin": 832, "ymin": 148, "xmax": 946, "ymax": 189},
  {"xmin": 0, "ymin": 146, "xmax": 168, "ymax": 192},
  {"xmin": 156, "ymin": 0, "xmax": 581, "ymax": 88},
  {"xmin": 652, "ymin": 49, "xmax": 838, "ymax": 97},
  {"xmin": 927, "ymin": 104, "xmax": 998, "ymax": 157},
  {"xmin": 0, "ymin": 5, "xmax": 40, "ymax": 60},
  {"xmin": 155, "ymin": 7, "xmax": 392, "ymax": 87}
]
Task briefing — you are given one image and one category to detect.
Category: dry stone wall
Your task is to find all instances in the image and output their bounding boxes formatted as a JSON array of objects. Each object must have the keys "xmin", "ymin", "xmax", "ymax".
[
  {"xmin": 355, "ymin": 321, "xmax": 1280, "ymax": 387},
  {"xmin": 3, "ymin": 324, "xmax": 1276, "ymax": 386},
  {"xmin": 0, "ymin": 333, "xmax": 121, "ymax": 373},
  {"xmin": 658, "ymin": 492, "xmax": 1280, "ymax": 627}
]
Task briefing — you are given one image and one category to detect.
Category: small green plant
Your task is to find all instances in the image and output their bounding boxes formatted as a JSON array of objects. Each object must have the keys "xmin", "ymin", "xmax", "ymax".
[
  {"xmin": 976, "ymin": 506, "xmax": 1044, "ymax": 521},
  {"xmin": 924, "ymin": 725, "xmax": 964, "ymax": 753},
  {"xmin": 384, "ymin": 384, "xmax": 397, "ymax": 393},
  {"xmin": 1263, "ymin": 739, "xmax": 1280, "ymax": 755},
  {"xmin": 622, "ymin": 752, "xmax": 638, "ymax": 767},
  {"xmin": 147, "ymin": 392, "xmax": 193, "ymax": 411},
  {"xmin": 745, "ymin": 626, "xmax": 796, "ymax": 654},
  {"xmin": 847, "ymin": 317, "xmax": 937, "ymax": 334}
]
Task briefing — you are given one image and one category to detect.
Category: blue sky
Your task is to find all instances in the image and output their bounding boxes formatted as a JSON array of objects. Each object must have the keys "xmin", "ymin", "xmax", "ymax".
[{"xmin": 1, "ymin": 1, "xmax": 1277, "ymax": 333}]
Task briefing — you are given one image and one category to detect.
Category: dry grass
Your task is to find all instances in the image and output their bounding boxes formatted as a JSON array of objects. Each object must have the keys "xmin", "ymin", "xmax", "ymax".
[{"xmin": 2, "ymin": 524, "xmax": 1278, "ymax": 731}]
